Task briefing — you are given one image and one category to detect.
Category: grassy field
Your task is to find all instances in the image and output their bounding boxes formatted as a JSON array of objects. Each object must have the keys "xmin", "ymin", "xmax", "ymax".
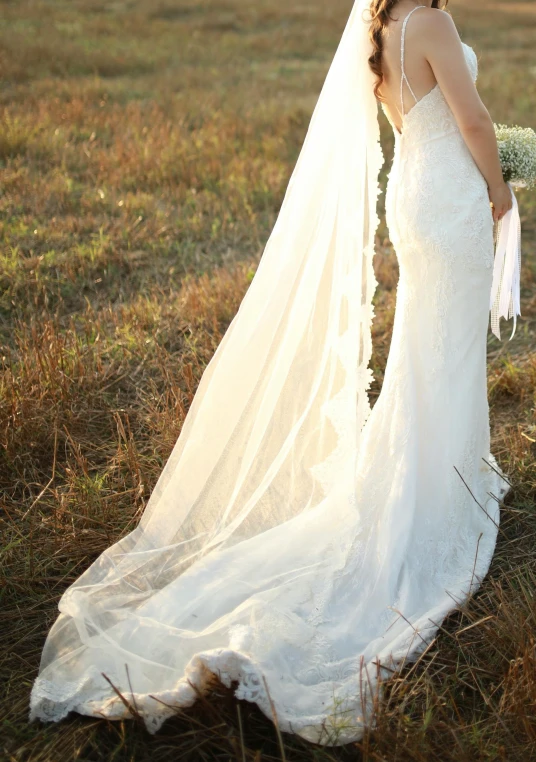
[{"xmin": 1, "ymin": 0, "xmax": 535, "ymax": 759}]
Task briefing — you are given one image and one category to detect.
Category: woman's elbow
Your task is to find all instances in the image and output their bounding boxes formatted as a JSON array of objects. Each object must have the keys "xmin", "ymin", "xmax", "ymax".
[{"xmin": 458, "ymin": 109, "xmax": 492, "ymax": 135}]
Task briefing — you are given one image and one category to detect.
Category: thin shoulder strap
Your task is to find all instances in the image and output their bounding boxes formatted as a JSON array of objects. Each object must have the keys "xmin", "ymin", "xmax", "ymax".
[{"xmin": 400, "ymin": 5, "xmax": 426, "ymax": 116}]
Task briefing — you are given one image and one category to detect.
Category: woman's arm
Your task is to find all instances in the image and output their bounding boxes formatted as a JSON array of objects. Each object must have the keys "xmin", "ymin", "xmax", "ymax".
[{"xmin": 419, "ymin": 9, "xmax": 512, "ymax": 222}]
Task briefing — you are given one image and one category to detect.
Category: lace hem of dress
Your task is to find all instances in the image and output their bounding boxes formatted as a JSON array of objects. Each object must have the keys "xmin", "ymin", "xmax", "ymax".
[{"xmin": 27, "ymin": 625, "xmax": 439, "ymax": 746}]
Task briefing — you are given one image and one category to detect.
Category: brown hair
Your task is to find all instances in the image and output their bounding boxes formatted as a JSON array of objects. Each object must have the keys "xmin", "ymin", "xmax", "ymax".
[{"xmin": 368, "ymin": 1, "xmax": 448, "ymax": 101}]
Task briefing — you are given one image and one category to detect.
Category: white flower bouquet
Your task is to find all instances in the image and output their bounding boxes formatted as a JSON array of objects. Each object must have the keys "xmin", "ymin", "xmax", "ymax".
[
  {"xmin": 489, "ymin": 124, "xmax": 535, "ymax": 340},
  {"xmin": 494, "ymin": 123, "xmax": 536, "ymax": 190}
]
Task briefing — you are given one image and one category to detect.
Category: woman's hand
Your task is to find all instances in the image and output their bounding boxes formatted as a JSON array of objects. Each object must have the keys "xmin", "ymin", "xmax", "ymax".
[{"xmin": 488, "ymin": 182, "xmax": 513, "ymax": 223}]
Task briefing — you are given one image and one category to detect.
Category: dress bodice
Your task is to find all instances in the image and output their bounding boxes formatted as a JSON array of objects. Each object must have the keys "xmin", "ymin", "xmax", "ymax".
[
  {"xmin": 382, "ymin": 34, "xmax": 493, "ymax": 274},
  {"xmin": 382, "ymin": 42, "xmax": 478, "ymax": 146}
]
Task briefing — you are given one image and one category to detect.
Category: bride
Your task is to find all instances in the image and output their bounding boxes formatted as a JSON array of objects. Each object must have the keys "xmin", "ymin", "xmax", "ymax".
[{"xmin": 30, "ymin": 0, "xmax": 515, "ymax": 747}]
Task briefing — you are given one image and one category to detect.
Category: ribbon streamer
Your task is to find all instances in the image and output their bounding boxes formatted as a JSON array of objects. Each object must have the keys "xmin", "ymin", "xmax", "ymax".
[{"xmin": 490, "ymin": 183, "xmax": 522, "ymax": 340}]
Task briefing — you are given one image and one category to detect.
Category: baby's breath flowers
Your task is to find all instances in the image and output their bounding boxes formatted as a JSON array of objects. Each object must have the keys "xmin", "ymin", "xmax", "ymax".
[{"xmin": 494, "ymin": 124, "xmax": 536, "ymax": 190}]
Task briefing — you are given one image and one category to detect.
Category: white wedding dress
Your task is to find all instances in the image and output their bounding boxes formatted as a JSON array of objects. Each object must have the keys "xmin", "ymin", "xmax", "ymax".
[{"xmin": 30, "ymin": 6, "xmax": 510, "ymax": 746}]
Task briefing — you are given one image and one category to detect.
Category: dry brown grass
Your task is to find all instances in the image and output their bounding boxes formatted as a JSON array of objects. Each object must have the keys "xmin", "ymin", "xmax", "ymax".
[{"xmin": 1, "ymin": 0, "xmax": 536, "ymax": 760}]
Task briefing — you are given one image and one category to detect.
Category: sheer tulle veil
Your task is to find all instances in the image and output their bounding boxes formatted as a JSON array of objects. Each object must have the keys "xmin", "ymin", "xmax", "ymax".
[
  {"xmin": 30, "ymin": 0, "xmax": 387, "ymax": 738},
  {"xmin": 138, "ymin": 0, "xmax": 383, "ymax": 545}
]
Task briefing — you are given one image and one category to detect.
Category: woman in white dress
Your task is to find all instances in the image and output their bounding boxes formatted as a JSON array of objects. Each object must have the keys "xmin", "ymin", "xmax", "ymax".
[{"xmin": 30, "ymin": 0, "xmax": 514, "ymax": 746}]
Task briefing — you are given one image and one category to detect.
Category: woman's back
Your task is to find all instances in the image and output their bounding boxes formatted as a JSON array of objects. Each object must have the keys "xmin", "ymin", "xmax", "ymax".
[{"xmin": 377, "ymin": 3, "xmax": 443, "ymax": 134}]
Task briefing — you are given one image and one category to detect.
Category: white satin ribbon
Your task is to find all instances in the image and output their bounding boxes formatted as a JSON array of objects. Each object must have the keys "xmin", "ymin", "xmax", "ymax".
[{"xmin": 490, "ymin": 184, "xmax": 522, "ymax": 340}]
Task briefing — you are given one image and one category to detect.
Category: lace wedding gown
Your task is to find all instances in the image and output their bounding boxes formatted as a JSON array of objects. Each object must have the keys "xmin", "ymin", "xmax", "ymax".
[{"xmin": 30, "ymin": 6, "xmax": 510, "ymax": 746}]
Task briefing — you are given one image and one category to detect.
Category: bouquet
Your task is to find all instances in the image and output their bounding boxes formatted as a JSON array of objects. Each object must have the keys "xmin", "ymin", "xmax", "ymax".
[
  {"xmin": 494, "ymin": 123, "xmax": 536, "ymax": 189},
  {"xmin": 489, "ymin": 123, "xmax": 536, "ymax": 339}
]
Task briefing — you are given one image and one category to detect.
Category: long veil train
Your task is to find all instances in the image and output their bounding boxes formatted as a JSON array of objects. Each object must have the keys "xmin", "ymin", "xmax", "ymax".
[{"xmin": 29, "ymin": 0, "xmax": 508, "ymax": 746}]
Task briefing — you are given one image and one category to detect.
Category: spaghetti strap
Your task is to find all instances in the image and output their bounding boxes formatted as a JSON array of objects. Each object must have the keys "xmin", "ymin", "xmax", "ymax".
[{"xmin": 400, "ymin": 5, "xmax": 426, "ymax": 117}]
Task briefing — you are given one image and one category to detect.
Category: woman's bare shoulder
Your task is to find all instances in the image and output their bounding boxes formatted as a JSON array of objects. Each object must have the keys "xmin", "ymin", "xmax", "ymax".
[
  {"xmin": 407, "ymin": 7, "xmax": 461, "ymax": 49},
  {"xmin": 411, "ymin": 8, "xmax": 458, "ymax": 32}
]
